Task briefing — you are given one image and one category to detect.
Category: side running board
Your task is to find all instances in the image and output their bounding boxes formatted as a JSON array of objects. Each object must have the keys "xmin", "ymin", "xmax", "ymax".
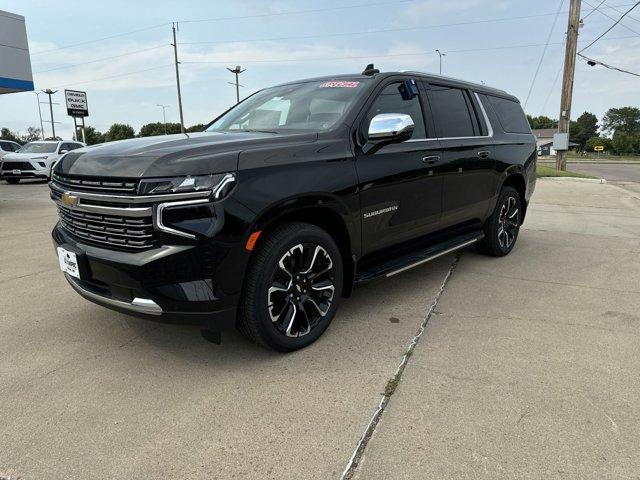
[{"xmin": 354, "ymin": 231, "xmax": 484, "ymax": 285}]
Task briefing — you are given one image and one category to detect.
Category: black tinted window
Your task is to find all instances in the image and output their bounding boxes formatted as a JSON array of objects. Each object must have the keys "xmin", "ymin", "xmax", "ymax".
[
  {"xmin": 429, "ymin": 85, "xmax": 476, "ymax": 138},
  {"xmin": 366, "ymin": 82, "xmax": 426, "ymax": 140},
  {"xmin": 487, "ymin": 95, "xmax": 530, "ymax": 133}
]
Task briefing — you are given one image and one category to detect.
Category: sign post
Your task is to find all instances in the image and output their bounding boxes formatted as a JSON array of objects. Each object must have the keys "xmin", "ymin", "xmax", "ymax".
[{"xmin": 64, "ymin": 89, "xmax": 89, "ymax": 143}]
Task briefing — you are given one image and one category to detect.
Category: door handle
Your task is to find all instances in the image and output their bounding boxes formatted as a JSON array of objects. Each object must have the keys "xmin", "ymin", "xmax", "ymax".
[
  {"xmin": 422, "ymin": 155, "xmax": 441, "ymax": 164},
  {"xmin": 477, "ymin": 150, "xmax": 490, "ymax": 158}
]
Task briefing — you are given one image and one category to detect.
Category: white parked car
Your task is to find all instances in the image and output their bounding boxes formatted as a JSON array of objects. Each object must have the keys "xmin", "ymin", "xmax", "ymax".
[
  {"xmin": 1, "ymin": 140, "xmax": 85, "ymax": 184},
  {"xmin": 0, "ymin": 140, "xmax": 22, "ymax": 160}
]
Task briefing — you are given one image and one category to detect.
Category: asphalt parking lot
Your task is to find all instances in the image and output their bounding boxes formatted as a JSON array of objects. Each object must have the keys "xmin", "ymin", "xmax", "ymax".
[{"xmin": 2, "ymin": 176, "xmax": 640, "ymax": 479}]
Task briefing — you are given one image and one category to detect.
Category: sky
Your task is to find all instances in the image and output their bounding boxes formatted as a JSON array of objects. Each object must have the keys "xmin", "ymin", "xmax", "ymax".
[{"xmin": 1, "ymin": 0, "xmax": 639, "ymax": 140}]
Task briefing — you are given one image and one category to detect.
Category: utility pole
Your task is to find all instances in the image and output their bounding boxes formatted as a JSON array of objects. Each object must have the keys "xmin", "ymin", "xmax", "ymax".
[
  {"xmin": 157, "ymin": 104, "xmax": 170, "ymax": 134},
  {"xmin": 171, "ymin": 23, "xmax": 185, "ymax": 133},
  {"xmin": 556, "ymin": 0, "xmax": 582, "ymax": 171},
  {"xmin": 42, "ymin": 89, "xmax": 58, "ymax": 139},
  {"xmin": 227, "ymin": 65, "xmax": 246, "ymax": 104},
  {"xmin": 34, "ymin": 91, "xmax": 45, "ymax": 139},
  {"xmin": 435, "ymin": 49, "xmax": 446, "ymax": 75}
]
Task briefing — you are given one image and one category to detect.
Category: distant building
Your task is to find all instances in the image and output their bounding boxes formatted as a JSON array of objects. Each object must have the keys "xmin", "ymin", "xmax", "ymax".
[
  {"xmin": 532, "ymin": 128, "xmax": 579, "ymax": 155},
  {"xmin": 0, "ymin": 10, "xmax": 33, "ymax": 94}
]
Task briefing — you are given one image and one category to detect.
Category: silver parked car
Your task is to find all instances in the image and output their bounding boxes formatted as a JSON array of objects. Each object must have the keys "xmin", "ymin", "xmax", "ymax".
[{"xmin": 1, "ymin": 140, "xmax": 85, "ymax": 184}]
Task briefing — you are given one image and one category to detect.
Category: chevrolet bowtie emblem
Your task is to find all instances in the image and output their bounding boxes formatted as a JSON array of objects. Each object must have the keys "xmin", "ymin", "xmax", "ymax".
[{"xmin": 61, "ymin": 192, "xmax": 79, "ymax": 208}]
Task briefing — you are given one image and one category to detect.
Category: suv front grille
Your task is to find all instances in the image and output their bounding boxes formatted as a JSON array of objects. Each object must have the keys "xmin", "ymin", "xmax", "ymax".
[
  {"xmin": 52, "ymin": 171, "xmax": 138, "ymax": 194},
  {"xmin": 2, "ymin": 161, "xmax": 35, "ymax": 171},
  {"xmin": 57, "ymin": 204, "xmax": 156, "ymax": 250}
]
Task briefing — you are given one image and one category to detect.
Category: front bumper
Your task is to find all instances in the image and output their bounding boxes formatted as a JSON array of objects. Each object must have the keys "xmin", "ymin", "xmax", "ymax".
[
  {"xmin": 52, "ymin": 223, "xmax": 248, "ymax": 330},
  {"xmin": 1, "ymin": 161, "xmax": 49, "ymax": 179}
]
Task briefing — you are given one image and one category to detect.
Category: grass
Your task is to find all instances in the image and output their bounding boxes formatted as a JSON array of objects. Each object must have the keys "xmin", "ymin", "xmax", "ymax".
[
  {"xmin": 536, "ymin": 165, "xmax": 597, "ymax": 179},
  {"xmin": 566, "ymin": 154, "xmax": 640, "ymax": 162}
]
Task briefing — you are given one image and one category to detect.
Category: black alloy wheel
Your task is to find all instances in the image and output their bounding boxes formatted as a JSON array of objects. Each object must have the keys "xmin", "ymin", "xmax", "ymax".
[
  {"xmin": 476, "ymin": 186, "xmax": 522, "ymax": 257},
  {"xmin": 268, "ymin": 243, "xmax": 336, "ymax": 338},
  {"xmin": 497, "ymin": 195, "xmax": 519, "ymax": 250},
  {"xmin": 238, "ymin": 222, "xmax": 343, "ymax": 351}
]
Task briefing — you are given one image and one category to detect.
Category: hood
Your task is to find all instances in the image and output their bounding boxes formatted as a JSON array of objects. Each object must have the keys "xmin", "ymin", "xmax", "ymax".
[
  {"xmin": 56, "ymin": 131, "xmax": 317, "ymax": 178},
  {"xmin": 3, "ymin": 152, "xmax": 56, "ymax": 161}
]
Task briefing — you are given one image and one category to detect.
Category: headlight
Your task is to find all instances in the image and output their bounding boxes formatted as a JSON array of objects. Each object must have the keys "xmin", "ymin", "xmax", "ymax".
[
  {"xmin": 138, "ymin": 173, "xmax": 236, "ymax": 198},
  {"xmin": 31, "ymin": 156, "xmax": 48, "ymax": 160}
]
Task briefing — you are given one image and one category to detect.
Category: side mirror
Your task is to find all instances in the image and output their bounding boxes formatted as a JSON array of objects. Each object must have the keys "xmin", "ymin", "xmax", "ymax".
[
  {"xmin": 59, "ymin": 149, "xmax": 68, "ymax": 154},
  {"xmin": 364, "ymin": 113, "xmax": 414, "ymax": 154}
]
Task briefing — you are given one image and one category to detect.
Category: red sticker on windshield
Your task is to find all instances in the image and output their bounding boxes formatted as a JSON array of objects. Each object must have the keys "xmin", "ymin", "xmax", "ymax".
[{"xmin": 319, "ymin": 81, "xmax": 359, "ymax": 88}]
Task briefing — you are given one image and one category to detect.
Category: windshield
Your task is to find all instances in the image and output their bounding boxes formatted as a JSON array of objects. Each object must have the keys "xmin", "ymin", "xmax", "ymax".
[
  {"xmin": 19, "ymin": 142, "xmax": 58, "ymax": 153},
  {"xmin": 206, "ymin": 80, "xmax": 367, "ymax": 133}
]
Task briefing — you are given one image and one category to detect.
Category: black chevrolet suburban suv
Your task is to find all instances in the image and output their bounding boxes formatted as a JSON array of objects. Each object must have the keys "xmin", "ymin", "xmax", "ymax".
[{"xmin": 50, "ymin": 67, "xmax": 536, "ymax": 351}]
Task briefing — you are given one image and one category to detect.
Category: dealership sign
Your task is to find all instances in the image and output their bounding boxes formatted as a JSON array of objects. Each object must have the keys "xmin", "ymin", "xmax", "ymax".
[{"xmin": 64, "ymin": 89, "xmax": 89, "ymax": 117}]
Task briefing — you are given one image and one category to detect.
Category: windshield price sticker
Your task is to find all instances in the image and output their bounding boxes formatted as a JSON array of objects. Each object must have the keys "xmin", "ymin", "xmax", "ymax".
[{"xmin": 319, "ymin": 81, "xmax": 360, "ymax": 88}]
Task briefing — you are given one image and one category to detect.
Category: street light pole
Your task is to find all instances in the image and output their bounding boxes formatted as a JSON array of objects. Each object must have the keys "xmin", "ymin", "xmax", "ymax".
[
  {"xmin": 227, "ymin": 65, "xmax": 246, "ymax": 104},
  {"xmin": 34, "ymin": 91, "xmax": 45, "ymax": 139},
  {"xmin": 42, "ymin": 89, "xmax": 58, "ymax": 139},
  {"xmin": 157, "ymin": 104, "xmax": 170, "ymax": 135},
  {"xmin": 435, "ymin": 49, "xmax": 446, "ymax": 75}
]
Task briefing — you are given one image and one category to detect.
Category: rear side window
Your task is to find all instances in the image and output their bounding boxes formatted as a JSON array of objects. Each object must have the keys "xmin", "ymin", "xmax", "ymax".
[
  {"xmin": 428, "ymin": 85, "xmax": 476, "ymax": 138},
  {"xmin": 487, "ymin": 95, "xmax": 531, "ymax": 134}
]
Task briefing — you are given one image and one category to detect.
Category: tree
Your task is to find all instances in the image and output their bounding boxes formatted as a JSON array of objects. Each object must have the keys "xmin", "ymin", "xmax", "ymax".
[
  {"xmin": 104, "ymin": 123, "xmax": 135, "ymax": 142},
  {"xmin": 139, "ymin": 122, "xmax": 182, "ymax": 137},
  {"xmin": 601, "ymin": 107, "xmax": 640, "ymax": 135},
  {"xmin": 611, "ymin": 131, "xmax": 640, "ymax": 155},
  {"xmin": 21, "ymin": 127, "xmax": 42, "ymax": 143},
  {"xmin": 1, "ymin": 127, "xmax": 22, "ymax": 144},
  {"xmin": 569, "ymin": 112, "xmax": 598, "ymax": 150},
  {"xmin": 526, "ymin": 115, "xmax": 558, "ymax": 129},
  {"xmin": 585, "ymin": 136, "xmax": 612, "ymax": 152},
  {"xmin": 186, "ymin": 123, "xmax": 205, "ymax": 133},
  {"xmin": 82, "ymin": 126, "xmax": 105, "ymax": 145}
]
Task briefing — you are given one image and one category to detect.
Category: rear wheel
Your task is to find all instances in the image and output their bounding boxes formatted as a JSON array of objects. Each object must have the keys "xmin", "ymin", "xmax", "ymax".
[
  {"xmin": 5, "ymin": 178, "xmax": 20, "ymax": 184},
  {"xmin": 238, "ymin": 222, "xmax": 343, "ymax": 351},
  {"xmin": 476, "ymin": 186, "xmax": 521, "ymax": 257}
]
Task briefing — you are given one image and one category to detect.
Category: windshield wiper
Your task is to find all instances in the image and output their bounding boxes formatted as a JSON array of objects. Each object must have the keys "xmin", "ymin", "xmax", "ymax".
[{"xmin": 239, "ymin": 129, "xmax": 279, "ymax": 134}]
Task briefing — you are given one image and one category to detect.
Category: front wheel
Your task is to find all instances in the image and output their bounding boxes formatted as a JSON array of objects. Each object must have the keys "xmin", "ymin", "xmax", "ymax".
[
  {"xmin": 238, "ymin": 223, "xmax": 343, "ymax": 351},
  {"xmin": 476, "ymin": 186, "xmax": 522, "ymax": 257}
]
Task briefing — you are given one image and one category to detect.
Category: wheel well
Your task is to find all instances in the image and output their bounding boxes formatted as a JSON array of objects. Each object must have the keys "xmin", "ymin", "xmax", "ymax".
[
  {"xmin": 258, "ymin": 207, "xmax": 355, "ymax": 297},
  {"xmin": 502, "ymin": 174, "xmax": 527, "ymax": 221}
]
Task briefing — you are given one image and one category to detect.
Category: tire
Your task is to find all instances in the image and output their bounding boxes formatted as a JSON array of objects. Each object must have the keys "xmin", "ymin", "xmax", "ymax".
[
  {"xmin": 238, "ymin": 222, "xmax": 343, "ymax": 351},
  {"xmin": 5, "ymin": 178, "xmax": 20, "ymax": 184},
  {"xmin": 476, "ymin": 186, "xmax": 522, "ymax": 257}
]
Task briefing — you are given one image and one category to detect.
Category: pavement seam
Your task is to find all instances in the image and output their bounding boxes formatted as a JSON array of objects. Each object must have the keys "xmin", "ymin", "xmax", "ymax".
[{"xmin": 340, "ymin": 252, "xmax": 461, "ymax": 480}]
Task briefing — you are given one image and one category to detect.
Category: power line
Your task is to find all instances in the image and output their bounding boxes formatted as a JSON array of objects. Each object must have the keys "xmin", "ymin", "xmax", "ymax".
[
  {"xmin": 579, "ymin": 1, "xmax": 640, "ymax": 52},
  {"xmin": 33, "ymin": 44, "xmax": 168, "ymax": 74},
  {"xmin": 176, "ymin": 0, "xmax": 414, "ymax": 24},
  {"xmin": 48, "ymin": 64, "xmax": 174, "ymax": 89},
  {"xmin": 30, "ymin": 23, "xmax": 168, "ymax": 55},
  {"xmin": 583, "ymin": 0, "xmax": 640, "ymax": 35},
  {"xmin": 539, "ymin": 62, "xmax": 564, "ymax": 114},
  {"xmin": 179, "ymin": 11, "xmax": 581, "ymax": 46},
  {"xmin": 578, "ymin": 52, "xmax": 640, "ymax": 76},
  {"xmin": 524, "ymin": 0, "xmax": 565, "ymax": 108},
  {"xmin": 582, "ymin": 0, "xmax": 608, "ymax": 19}
]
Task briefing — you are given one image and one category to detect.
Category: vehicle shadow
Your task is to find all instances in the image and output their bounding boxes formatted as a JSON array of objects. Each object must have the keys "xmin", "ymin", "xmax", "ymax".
[{"xmin": 94, "ymin": 254, "xmax": 456, "ymax": 367}]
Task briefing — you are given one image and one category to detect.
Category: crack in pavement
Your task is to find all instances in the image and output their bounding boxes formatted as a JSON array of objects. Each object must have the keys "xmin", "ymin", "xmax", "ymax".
[{"xmin": 340, "ymin": 252, "xmax": 461, "ymax": 480}]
